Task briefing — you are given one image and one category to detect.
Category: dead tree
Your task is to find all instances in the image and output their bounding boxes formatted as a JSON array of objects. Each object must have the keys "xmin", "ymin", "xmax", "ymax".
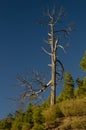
[{"xmin": 17, "ymin": 7, "xmax": 73, "ymax": 107}]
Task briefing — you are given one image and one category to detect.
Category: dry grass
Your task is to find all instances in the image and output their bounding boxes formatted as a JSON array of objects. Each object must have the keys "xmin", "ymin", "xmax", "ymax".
[{"xmin": 58, "ymin": 116, "xmax": 86, "ymax": 130}]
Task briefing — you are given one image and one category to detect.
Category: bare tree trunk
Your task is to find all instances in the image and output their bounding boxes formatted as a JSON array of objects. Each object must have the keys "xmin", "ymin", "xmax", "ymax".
[
  {"xmin": 50, "ymin": 24, "xmax": 56, "ymax": 105},
  {"xmin": 51, "ymin": 52, "xmax": 56, "ymax": 105}
]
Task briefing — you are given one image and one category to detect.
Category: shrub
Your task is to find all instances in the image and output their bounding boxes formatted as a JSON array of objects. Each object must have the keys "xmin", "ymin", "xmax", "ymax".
[
  {"xmin": 32, "ymin": 123, "xmax": 45, "ymax": 130},
  {"xmin": 59, "ymin": 98, "xmax": 86, "ymax": 117},
  {"xmin": 43, "ymin": 105, "xmax": 62, "ymax": 129},
  {"xmin": 0, "ymin": 119, "xmax": 12, "ymax": 130},
  {"xmin": 11, "ymin": 121, "xmax": 23, "ymax": 130},
  {"xmin": 22, "ymin": 123, "xmax": 31, "ymax": 130}
]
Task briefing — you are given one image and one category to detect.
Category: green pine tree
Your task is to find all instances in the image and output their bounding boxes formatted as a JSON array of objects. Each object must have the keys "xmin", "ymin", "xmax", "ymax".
[
  {"xmin": 80, "ymin": 51, "xmax": 86, "ymax": 72},
  {"xmin": 75, "ymin": 77, "xmax": 86, "ymax": 97},
  {"xmin": 24, "ymin": 103, "xmax": 34, "ymax": 129},
  {"xmin": 63, "ymin": 71, "xmax": 74, "ymax": 99},
  {"xmin": 57, "ymin": 72, "xmax": 74, "ymax": 102},
  {"xmin": 32, "ymin": 106, "xmax": 45, "ymax": 130}
]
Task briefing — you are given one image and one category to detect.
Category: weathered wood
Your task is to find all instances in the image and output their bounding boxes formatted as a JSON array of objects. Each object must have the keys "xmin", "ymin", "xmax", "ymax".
[{"xmin": 16, "ymin": 7, "xmax": 73, "ymax": 108}]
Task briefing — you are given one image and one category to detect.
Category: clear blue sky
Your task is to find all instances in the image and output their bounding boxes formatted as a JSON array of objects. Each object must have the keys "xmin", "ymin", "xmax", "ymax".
[{"xmin": 0, "ymin": 0, "xmax": 86, "ymax": 119}]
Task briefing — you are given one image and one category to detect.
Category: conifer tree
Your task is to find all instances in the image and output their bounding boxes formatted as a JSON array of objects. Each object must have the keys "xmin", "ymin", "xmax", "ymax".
[
  {"xmin": 75, "ymin": 77, "xmax": 86, "ymax": 97},
  {"xmin": 63, "ymin": 71, "xmax": 74, "ymax": 99},
  {"xmin": 80, "ymin": 51, "xmax": 86, "ymax": 72},
  {"xmin": 24, "ymin": 103, "xmax": 33, "ymax": 129},
  {"xmin": 32, "ymin": 106, "xmax": 44, "ymax": 130},
  {"xmin": 57, "ymin": 72, "xmax": 74, "ymax": 102}
]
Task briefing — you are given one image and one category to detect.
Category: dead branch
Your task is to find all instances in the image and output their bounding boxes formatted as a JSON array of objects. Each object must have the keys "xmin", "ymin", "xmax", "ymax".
[
  {"xmin": 56, "ymin": 59, "xmax": 64, "ymax": 81},
  {"xmin": 16, "ymin": 74, "xmax": 51, "ymax": 97},
  {"xmin": 42, "ymin": 47, "xmax": 52, "ymax": 56}
]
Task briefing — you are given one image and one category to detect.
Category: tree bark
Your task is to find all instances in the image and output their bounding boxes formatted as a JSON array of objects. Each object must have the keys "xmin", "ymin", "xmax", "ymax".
[{"xmin": 50, "ymin": 24, "xmax": 56, "ymax": 105}]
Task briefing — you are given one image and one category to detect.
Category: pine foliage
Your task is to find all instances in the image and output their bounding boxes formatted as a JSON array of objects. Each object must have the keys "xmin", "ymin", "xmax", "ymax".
[{"xmin": 80, "ymin": 51, "xmax": 86, "ymax": 72}]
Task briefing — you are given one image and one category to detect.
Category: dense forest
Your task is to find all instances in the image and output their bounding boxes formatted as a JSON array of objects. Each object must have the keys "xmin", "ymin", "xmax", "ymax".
[{"xmin": 0, "ymin": 51, "xmax": 86, "ymax": 130}]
